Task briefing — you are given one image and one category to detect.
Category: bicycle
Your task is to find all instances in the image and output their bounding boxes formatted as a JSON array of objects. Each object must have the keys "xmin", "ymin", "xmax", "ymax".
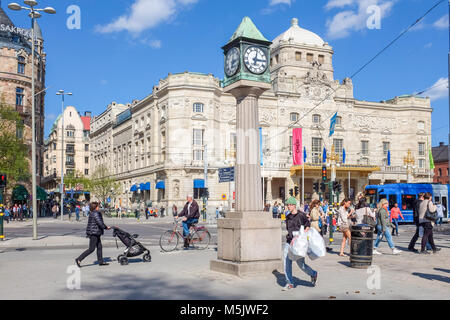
[{"xmin": 159, "ymin": 218, "xmax": 211, "ymax": 252}]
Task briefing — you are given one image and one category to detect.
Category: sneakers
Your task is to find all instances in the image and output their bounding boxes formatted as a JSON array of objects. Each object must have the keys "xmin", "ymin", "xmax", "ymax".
[
  {"xmin": 311, "ymin": 272, "xmax": 318, "ymax": 287},
  {"xmin": 392, "ymin": 248, "xmax": 401, "ymax": 255},
  {"xmin": 433, "ymin": 248, "xmax": 441, "ymax": 254},
  {"xmin": 282, "ymin": 284, "xmax": 294, "ymax": 291},
  {"xmin": 373, "ymin": 249, "xmax": 382, "ymax": 255},
  {"xmin": 419, "ymin": 250, "xmax": 431, "ymax": 255},
  {"xmin": 408, "ymin": 247, "xmax": 419, "ymax": 253}
]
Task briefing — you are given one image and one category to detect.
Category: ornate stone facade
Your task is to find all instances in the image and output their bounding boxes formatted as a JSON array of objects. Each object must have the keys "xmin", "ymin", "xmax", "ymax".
[{"xmin": 90, "ymin": 18, "xmax": 432, "ymax": 212}]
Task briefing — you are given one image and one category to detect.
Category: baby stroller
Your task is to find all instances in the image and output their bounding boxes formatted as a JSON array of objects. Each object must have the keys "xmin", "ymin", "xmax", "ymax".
[{"xmin": 112, "ymin": 227, "xmax": 151, "ymax": 265}]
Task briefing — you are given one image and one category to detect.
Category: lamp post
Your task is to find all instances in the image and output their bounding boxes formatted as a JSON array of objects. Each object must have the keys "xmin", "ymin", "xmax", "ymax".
[
  {"xmin": 403, "ymin": 150, "xmax": 416, "ymax": 183},
  {"xmin": 326, "ymin": 145, "xmax": 340, "ymax": 204},
  {"xmin": 56, "ymin": 90, "xmax": 72, "ymax": 221},
  {"xmin": 8, "ymin": 1, "xmax": 55, "ymax": 239}
]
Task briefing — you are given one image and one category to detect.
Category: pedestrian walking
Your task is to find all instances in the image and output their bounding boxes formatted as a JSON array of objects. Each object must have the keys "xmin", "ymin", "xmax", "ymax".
[
  {"xmin": 408, "ymin": 193, "xmax": 425, "ymax": 252},
  {"xmin": 75, "ymin": 205, "xmax": 80, "ymax": 222},
  {"xmin": 12, "ymin": 204, "xmax": 18, "ymax": 221},
  {"xmin": 390, "ymin": 203, "xmax": 404, "ymax": 236},
  {"xmin": 75, "ymin": 202, "xmax": 111, "ymax": 267},
  {"xmin": 435, "ymin": 201, "xmax": 445, "ymax": 226},
  {"xmin": 309, "ymin": 200, "xmax": 321, "ymax": 233},
  {"xmin": 373, "ymin": 198, "xmax": 401, "ymax": 255},
  {"xmin": 272, "ymin": 202, "xmax": 279, "ymax": 219},
  {"xmin": 22, "ymin": 204, "xmax": 28, "ymax": 219},
  {"xmin": 418, "ymin": 192, "xmax": 440, "ymax": 254},
  {"xmin": 282, "ymin": 196, "xmax": 318, "ymax": 291},
  {"xmin": 354, "ymin": 197, "xmax": 376, "ymax": 225},
  {"xmin": 215, "ymin": 207, "xmax": 220, "ymax": 219},
  {"xmin": 337, "ymin": 199, "xmax": 353, "ymax": 257},
  {"xmin": 172, "ymin": 204, "xmax": 178, "ymax": 217},
  {"xmin": 4, "ymin": 206, "xmax": 10, "ymax": 223}
]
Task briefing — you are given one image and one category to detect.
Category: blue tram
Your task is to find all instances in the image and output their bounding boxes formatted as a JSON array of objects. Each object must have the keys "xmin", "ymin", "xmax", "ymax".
[{"xmin": 364, "ymin": 183, "xmax": 449, "ymax": 223}]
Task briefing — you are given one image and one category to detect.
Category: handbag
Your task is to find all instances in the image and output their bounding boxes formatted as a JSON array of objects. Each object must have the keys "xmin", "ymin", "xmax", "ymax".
[
  {"xmin": 425, "ymin": 202, "xmax": 438, "ymax": 221},
  {"xmin": 362, "ymin": 207, "xmax": 376, "ymax": 227}
]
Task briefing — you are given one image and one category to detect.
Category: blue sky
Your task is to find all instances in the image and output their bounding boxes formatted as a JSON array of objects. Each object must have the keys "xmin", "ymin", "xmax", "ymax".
[{"xmin": 3, "ymin": 0, "xmax": 449, "ymax": 145}]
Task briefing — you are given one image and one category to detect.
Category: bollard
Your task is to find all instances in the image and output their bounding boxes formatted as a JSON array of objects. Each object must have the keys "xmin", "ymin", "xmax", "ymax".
[{"xmin": 0, "ymin": 212, "xmax": 4, "ymax": 241}]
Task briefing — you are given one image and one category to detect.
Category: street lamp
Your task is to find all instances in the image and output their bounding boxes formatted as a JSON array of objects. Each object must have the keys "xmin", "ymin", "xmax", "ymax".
[
  {"xmin": 56, "ymin": 90, "xmax": 72, "ymax": 221},
  {"xmin": 8, "ymin": 1, "xmax": 56, "ymax": 240}
]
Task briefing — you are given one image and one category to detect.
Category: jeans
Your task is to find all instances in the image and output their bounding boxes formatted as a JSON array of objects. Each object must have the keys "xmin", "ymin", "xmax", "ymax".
[
  {"xmin": 374, "ymin": 224, "xmax": 395, "ymax": 249},
  {"xmin": 436, "ymin": 218, "xmax": 443, "ymax": 226},
  {"xmin": 420, "ymin": 222, "xmax": 436, "ymax": 252},
  {"xmin": 77, "ymin": 235, "xmax": 104, "ymax": 263},
  {"xmin": 76, "ymin": 212, "xmax": 80, "ymax": 221},
  {"xmin": 391, "ymin": 218, "xmax": 399, "ymax": 235},
  {"xmin": 283, "ymin": 244, "xmax": 316, "ymax": 286},
  {"xmin": 182, "ymin": 218, "xmax": 198, "ymax": 238}
]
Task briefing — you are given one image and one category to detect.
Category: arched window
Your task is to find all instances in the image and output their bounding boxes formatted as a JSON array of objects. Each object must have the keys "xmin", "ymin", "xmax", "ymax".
[
  {"xmin": 290, "ymin": 112, "xmax": 299, "ymax": 122},
  {"xmin": 17, "ymin": 56, "xmax": 25, "ymax": 74},
  {"xmin": 193, "ymin": 103, "xmax": 204, "ymax": 113}
]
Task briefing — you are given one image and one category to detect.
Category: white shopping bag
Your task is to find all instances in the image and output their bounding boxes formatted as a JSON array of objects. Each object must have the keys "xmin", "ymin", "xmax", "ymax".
[
  {"xmin": 288, "ymin": 226, "xmax": 308, "ymax": 260},
  {"xmin": 306, "ymin": 227, "xmax": 326, "ymax": 259}
]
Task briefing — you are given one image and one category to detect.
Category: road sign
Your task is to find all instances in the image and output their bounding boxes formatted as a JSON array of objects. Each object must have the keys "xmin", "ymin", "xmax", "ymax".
[{"xmin": 219, "ymin": 167, "xmax": 235, "ymax": 183}]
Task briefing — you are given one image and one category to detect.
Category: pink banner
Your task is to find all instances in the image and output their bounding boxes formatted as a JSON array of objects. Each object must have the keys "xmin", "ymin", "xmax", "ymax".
[{"xmin": 292, "ymin": 128, "xmax": 302, "ymax": 165}]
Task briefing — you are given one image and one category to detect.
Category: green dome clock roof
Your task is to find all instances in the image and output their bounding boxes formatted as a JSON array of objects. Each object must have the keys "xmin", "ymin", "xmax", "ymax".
[{"xmin": 227, "ymin": 16, "xmax": 269, "ymax": 45}]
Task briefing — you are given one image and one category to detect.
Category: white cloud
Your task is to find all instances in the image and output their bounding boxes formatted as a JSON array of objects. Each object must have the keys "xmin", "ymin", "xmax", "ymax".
[
  {"xmin": 424, "ymin": 78, "xmax": 448, "ymax": 101},
  {"xmin": 269, "ymin": 0, "xmax": 292, "ymax": 5},
  {"xmin": 325, "ymin": 0, "xmax": 395, "ymax": 40},
  {"xmin": 140, "ymin": 38, "xmax": 162, "ymax": 48},
  {"xmin": 433, "ymin": 14, "xmax": 448, "ymax": 29},
  {"xmin": 96, "ymin": 0, "xmax": 198, "ymax": 34}
]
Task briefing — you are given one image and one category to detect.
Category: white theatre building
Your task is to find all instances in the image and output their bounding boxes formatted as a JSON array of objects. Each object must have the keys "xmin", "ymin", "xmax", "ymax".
[{"xmin": 90, "ymin": 18, "xmax": 433, "ymax": 212}]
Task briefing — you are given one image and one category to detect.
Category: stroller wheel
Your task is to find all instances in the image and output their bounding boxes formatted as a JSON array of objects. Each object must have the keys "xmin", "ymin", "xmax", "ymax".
[
  {"xmin": 143, "ymin": 252, "xmax": 151, "ymax": 262},
  {"xmin": 118, "ymin": 255, "xmax": 128, "ymax": 266}
]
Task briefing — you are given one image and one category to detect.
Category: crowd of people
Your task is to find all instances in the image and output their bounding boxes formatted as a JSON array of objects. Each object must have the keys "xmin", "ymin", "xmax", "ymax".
[{"xmin": 0, "ymin": 203, "xmax": 31, "ymax": 222}]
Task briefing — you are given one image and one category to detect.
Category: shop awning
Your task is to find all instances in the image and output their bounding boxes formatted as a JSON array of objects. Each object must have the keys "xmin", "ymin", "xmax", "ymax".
[
  {"xmin": 12, "ymin": 185, "xmax": 29, "ymax": 201},
  {"xmin": 156, "ymin": 181, "xmax": 165, "ymax": 189},
  {"xmin": 36, "ymin": 186, "xmax": 48, "ymax": 201},
  {"xmin": 140, "ymin": 182, "xmax": 151, "ymax": 191},
  {"xmin": 193, "ymin": 179, "xmax": 205, "ymax": 189},
  {"xmin": 130, "ymin": 184, "xmax": 139, "ymax": 192}
]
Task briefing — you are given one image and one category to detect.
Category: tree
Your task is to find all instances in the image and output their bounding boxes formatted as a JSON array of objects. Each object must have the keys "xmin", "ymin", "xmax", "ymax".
[
  {"xmin": 64, "ymin": 170, "xmax": 88, "ymax": 191},
  {"xmin": 0, "ymin": 99, "xmax": 30, "ymax": 204},
  {"xmin": 88, "ymin": 165, "xmax": 120, "ymax": 207}
]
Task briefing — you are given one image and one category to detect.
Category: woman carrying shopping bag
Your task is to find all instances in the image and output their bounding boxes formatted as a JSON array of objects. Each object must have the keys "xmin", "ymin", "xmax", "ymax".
[{"xmin": 282, "ymin": 196, "xmax": 318, "ymax": 291}]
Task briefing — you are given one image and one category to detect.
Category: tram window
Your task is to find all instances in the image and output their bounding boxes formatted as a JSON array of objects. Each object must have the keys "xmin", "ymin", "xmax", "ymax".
[
  {"xmin": 388, "ymin": 195, "xmax": 397, "ymax": 209},
  {"xmin": 434, "ymin": 196, "xmax": 440, "ymax": 204},
  {"xmin": 442, "ymin": 197, "xmax": 448, "ymax": 218},
  {"xmin": 401, "ymin": 195, "xmax": 416, "ymax": 210}
]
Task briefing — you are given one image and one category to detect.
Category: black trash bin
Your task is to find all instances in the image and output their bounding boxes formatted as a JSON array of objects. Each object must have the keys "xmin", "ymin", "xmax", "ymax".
[{"xmin": 350, "ymin": 224, "xmax": 374, "ymax": 269}]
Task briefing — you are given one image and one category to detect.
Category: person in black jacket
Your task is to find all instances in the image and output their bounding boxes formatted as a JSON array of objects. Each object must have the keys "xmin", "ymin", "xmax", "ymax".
[
  {"xmin": 408, "ymin": 193, "xmax": 424, "ymax": 252},
  {"xmin": 75, "ymin": 202, "xmax": 111, "ymax": 267},
  {"xmin": 177, "ymin": 195, "xmax": 200, "ymax": 249},
  {"xmin": 282, "ymin": 197, "xmax": 318, "ymax": 291}
]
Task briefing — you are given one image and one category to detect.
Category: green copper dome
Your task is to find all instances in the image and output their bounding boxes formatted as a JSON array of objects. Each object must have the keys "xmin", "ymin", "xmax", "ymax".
[{"xmin": 226, "ymin": 17, "xmax": 269, "ymax": 45}]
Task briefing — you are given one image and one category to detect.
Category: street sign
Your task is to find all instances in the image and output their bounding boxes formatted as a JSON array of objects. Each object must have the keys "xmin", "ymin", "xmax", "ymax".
[{"xmin": 219, "ymin": 167, "xmax": 235, "ymax": 183}]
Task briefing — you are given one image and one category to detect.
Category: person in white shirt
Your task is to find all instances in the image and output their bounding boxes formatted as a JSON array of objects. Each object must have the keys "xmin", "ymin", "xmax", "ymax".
[{"xmin": 435, "ymin": 201, "xmax": 445, "ymax": 226}]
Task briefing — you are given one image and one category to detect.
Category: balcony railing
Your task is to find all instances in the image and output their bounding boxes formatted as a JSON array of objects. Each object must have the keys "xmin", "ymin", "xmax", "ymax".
[{"xmin": 65, "ymin": 161, "xmax": 75, "ymax": 167}]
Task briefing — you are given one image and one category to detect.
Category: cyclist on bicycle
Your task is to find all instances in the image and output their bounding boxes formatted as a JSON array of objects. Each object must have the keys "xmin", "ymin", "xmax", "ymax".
[{"xmin": 177, "ymin": 195, "xmax": 200, "ymax": 249}]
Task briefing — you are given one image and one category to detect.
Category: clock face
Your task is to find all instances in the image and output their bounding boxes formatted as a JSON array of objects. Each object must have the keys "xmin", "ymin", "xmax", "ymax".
[
  {"xmin": 224, "ymin": 47, "xmax": 240, "ymax": 77},
  {"xmin": 244, "ymin": 46, "xmax": 268, "ymax": 74}
]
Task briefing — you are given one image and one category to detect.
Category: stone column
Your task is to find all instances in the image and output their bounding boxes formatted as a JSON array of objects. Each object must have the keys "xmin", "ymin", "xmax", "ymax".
[
  {"xmin": 266, "ymin": 177, "xmax": 273, "ymax": 203},
  {"xmin": 211, "ymin": 80, "xmax": 282, "ymax": 276}
]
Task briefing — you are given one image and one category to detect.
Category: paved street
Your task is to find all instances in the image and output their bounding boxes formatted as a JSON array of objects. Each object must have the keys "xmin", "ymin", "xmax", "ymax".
[{"xmin": 0, "ymin": 218, "xmax": 448, "ymax": 300}]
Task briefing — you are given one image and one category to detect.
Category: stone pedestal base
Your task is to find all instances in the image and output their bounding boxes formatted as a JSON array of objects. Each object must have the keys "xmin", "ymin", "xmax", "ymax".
[{"xmin": 210, "ymin": 211, "xmax": 282, "ymax": 276}]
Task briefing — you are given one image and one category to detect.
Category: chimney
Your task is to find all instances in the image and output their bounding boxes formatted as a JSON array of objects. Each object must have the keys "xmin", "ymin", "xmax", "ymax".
[{"xmin": 84, "ymin": 111, "xmax": 92, "ymax": 117}]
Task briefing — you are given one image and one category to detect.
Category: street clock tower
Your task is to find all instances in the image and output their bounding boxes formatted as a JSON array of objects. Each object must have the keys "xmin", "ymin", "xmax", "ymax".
[
  {"xmin": 211, "ymin": 17, "xmax": 282, "ymax": 277},
  {"xmin": 222, "ymin": 16, "xmax": 272, "ymax": 88}
]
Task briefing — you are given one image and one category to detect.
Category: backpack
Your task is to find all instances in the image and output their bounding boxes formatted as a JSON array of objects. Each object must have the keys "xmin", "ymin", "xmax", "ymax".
[{"xmin": 272, "ymin": 206, "xmax": 278, "ymax": 214}]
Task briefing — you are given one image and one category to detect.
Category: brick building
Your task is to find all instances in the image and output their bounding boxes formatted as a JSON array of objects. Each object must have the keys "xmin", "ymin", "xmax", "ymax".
[{"xmin": 432, "ymin": 142, "xmax": 449, "ymax": 184}]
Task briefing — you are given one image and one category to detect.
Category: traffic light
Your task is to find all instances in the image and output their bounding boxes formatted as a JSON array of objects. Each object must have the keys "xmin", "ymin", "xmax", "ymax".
[
  {"xmin": 313, "ymin": 182, "xmax": 319, "ymax": 193},
  {"xmin": 337, "ymin": 183, "xmax": 342, "ymax": 193},
  {"xmin": 320, "ymin": 182, "xmax": 326, "ymax": 193},
  {"xmin": 294, "ymin": 186, "xmax": 299, "ymax": 197},
  {"xmin": 0, "ymin": 174, "xmax": 6, "ymax": 188},
  {"xmin": 332, "ymin": 181, "xmax": 339, "ymax": 192},
  {"xmin": 289, "ymin": 189, "xmax": 294, "ymax": 196},
  {"xmin": 322, "ymin": 166, "xmax": 327, "ymax": 181}
]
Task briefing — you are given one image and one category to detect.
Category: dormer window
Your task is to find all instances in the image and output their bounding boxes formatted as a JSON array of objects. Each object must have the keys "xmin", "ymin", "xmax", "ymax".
[
  {"xmin": 318, "ymin": 55, "xmax": 325, "ymax": 64},
  {"xmin": 295, "ymin": 52, "xmax": 302, "ymax": 61},
  {"xmin": 312, "ymin": 114, "xmax": 321, "ymax": 124},
  {"xmin": 193, "ymin": 103, "xmax": 204, "ymax": 113},
  {"xmin": 307, "ymin": 53, "xmax": 313, "ymax": 63},
  {"xmin": 290, "ymin": 112, "xmax": 299, "ymax": 122}
]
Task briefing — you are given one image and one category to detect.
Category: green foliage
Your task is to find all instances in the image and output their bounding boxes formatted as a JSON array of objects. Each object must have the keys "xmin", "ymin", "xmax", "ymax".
[
  {"xmin": 0, "ymin": 99, "xmax": 30, "ymax": 191},
  {"xmin": 64, "ymin": 170, "xmax": 89, "ymax": 190},
  {"xmin": 88, "ymin": 165, "xmax": 120, "ymax": 206}
]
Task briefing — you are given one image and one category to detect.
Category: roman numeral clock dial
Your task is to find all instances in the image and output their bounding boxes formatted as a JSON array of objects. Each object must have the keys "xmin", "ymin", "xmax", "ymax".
[{"xmin": 244, "ymin": 46, "xmax": 268, "ymax": 75}]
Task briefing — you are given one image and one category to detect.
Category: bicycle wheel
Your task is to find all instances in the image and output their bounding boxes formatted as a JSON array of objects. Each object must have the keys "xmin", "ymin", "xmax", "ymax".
[
  {"xmin": 159, "ymin": 231, "xmax": 179, "ymax": 252},
  {"xmin": 191, "ymin": 230, "xmax": 211, "ymax": 250}
]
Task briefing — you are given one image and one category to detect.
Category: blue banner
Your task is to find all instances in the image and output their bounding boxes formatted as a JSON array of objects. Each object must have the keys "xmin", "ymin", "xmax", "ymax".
[
  {"xmin": 303, "ymin": 146, "xmax": 307, "ymax": 163},
  {"xmin": 343, "ymin": 148, "xmax": 346, "ymax": 164},
  {"xmin": 387, "ymin": 150, "xmax": 391, "ymax": 166},
  {"xmin": 323, "ymin": 147, "xmax": 327, "ymax": 163},
  {"xmin": 329, "ymin": 112, "xmax": 338, "ymax": 137}
]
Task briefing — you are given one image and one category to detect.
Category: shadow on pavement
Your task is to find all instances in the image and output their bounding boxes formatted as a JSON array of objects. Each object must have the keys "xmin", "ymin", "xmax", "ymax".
[
  {"xmin": 434, "ymin": 268, "xmax": 450, "ymax": 274},
  {"xmin": 63, "ymin": 272, "xmax": 248, "ymax": 300},
  {"xmin": 412, "ymin": 272, "xmax": 450, "ymax": 284},
  {"xmin": 272, "ymin": 269, "xmax": 313, "ymax": 288}
]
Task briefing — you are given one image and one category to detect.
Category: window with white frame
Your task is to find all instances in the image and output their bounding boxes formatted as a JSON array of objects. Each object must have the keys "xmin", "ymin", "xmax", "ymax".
[
  {"xmin": 193, "ymin": 129, "xmax": 203, "ymax": 146},
  {"xmin": 289, "ymin": 136, "xmax": 293, "ymax": 156},
  {"xmin": 312, "ymin": 137, "xmax": 322, "ymax": 164},
  {"xmin": 290, "ymin": 112, "xmax": 299, "ymax": 122},
  {"xmin": 230, "ymin": 133, "xmax": 237, "ymax": 150},
  {"xmin": 383, "ymin": 142, "xmax": 390, "ymax": 156},
  {"xmin": 361, "ymin": 140, "xmax": 369, "ymax": 156},
  {"xmin": 193, "ymin": 103, "xmax": 204, "ymax": 113},
  {"xmin": 419, "ymin": 159, "xmax": 425, "ymax": 169},
  {"xmin": 333, "ymin": 139, "xmax": 343, "ymax": 162},
  {"xmin": 418, "ymin": 142, "xmax": 425, "ymax": 156},
  {"xmin": 312, "ymin": 114, "xmax": 321, "ymax": 124},
  {"xmin": 336, "ymin": 116, "xmax": 342, "ymax": 126},
  {"xmin": 193, "ymin": 149, "xmax": 203, "ymax": 161}
]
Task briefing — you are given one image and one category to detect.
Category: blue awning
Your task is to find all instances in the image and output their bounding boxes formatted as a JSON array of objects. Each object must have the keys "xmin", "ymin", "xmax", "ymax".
[
  {"xmin": 156, "ymin": 181, "xmax": 165, "ymax": 189},
  {"xmin": 193, "ymin": 179, "xmax": 205, "ymax": 189},
  {"xmin": 130, "ymin": 184, "xmax": 139, "ymax": 192},
  {"xmin": 140, "ymin": 182, "xmax": 151, "ymax": 191}
]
